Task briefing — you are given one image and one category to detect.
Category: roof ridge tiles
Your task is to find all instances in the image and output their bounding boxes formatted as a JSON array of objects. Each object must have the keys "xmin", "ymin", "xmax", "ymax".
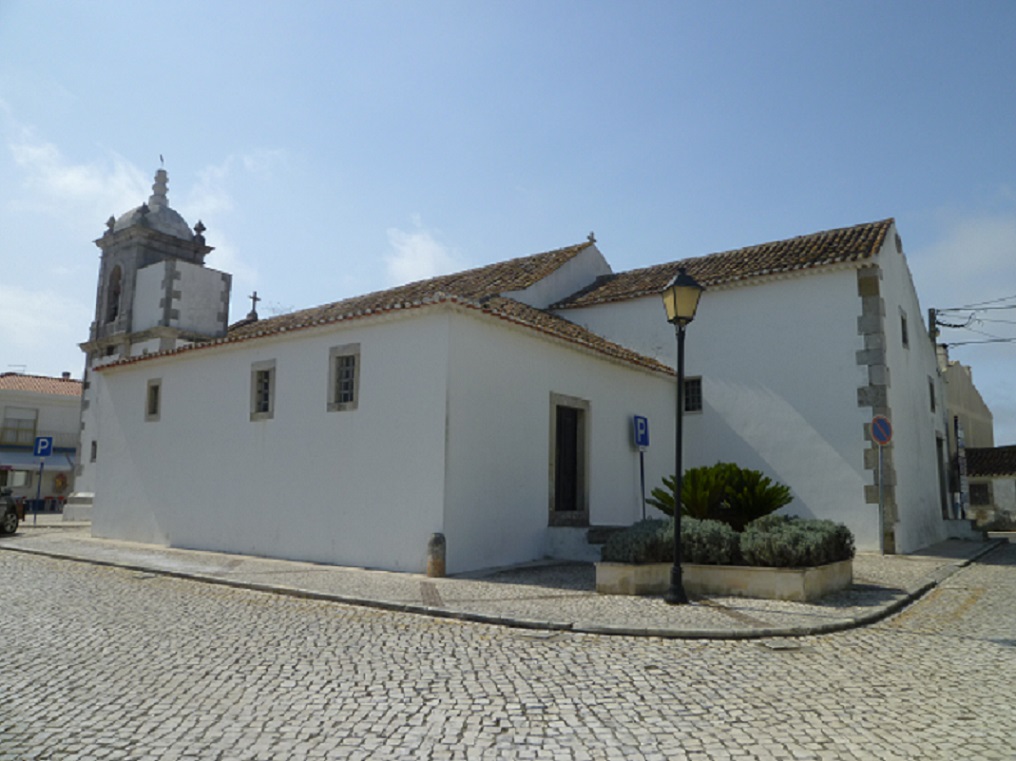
[{"xmin": 554, "ymin": 218, "xmax": 895, "ymax": 309}]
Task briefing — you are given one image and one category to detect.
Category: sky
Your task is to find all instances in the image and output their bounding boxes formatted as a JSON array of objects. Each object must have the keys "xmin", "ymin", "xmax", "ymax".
[{"xmin": 1, "ymin": 1, "xmax": 1015, "ymax": 441}]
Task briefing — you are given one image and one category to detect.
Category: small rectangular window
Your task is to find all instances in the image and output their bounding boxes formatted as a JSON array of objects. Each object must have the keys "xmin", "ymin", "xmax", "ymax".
[
  {"xmin": 250, "ymin": 360, "xmax": 276, "ymax": 421},
  {"xmin": 90, "ymin": 440, "xmax": 97, "ymax": 463},
  {"xmin": 328, "ymin": 344, "xmax": 360, "ymax": 412},
  {"xmin": 901, "ymin": 311, "xmax": 909, "ymax": 348},
  {"xmin": 929, "ymin": 377, "xmax": 936, "ymax": 413},
  {"xmin": 969, "ymin": 483, "xmax": 991, "ymax": 506},
  {"xmin": 683, "ymin": 377, "xmax": 703, "ymax": 413},
  {"xmin": 146, "ymin": 379, "xmax": 162, "ymax": 421}
]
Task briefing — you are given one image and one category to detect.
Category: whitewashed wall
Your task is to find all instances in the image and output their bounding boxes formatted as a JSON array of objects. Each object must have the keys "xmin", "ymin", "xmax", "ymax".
[
  {"xmin": 502, "ymin": 244, "xmax": 612, "ymax": 309},
  {"xmin": 877, "ymin": 237, "xmax": 950, "ymax": 552},
  {"xmin": 132, "ymin": 264, "xmax": 165, "ymax": 333},
  {"xmin": 92, "ymin": 303, "xmax": 677, "ymax": 574},
  {"xmin": 93, "ymin": 312, "xmax": 452, "ymax": 571},
  {"xmin": 172, "ymin": 262, "xmax": 229, "ymax": 334},
  {"xmin": 440, "ymin": 310, "xmax": 676, "ymax": 573},
  {"xmin": 993, "ymin": 478, "xmax": 1016, "ymax": 518},
  {"xmin": 132, "ymin": 261, "xmax": 229, "ymax": 336},
  {"xmin": 562, "ymin": 266, "xmax": 885, "ymax": 550}
]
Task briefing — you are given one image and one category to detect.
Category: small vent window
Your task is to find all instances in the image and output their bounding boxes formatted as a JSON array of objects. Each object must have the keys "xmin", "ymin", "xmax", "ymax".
[
  {"xmin": 250, "ymin": 360, "xmax": 276, "ymax": 421},
  {"xmin": 684, "ymin": 377, "xmax": 703, "ymax": 413}
]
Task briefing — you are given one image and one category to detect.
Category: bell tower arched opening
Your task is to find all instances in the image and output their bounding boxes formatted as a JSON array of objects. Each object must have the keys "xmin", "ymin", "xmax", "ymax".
[{"xmin": 105, "ymin": 266, "xmax": 123, "ymax": 323}]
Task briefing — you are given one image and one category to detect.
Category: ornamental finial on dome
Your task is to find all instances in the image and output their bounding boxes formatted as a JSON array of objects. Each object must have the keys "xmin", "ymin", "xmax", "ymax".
[{"xmin": 149, "ymin": 168, "xmax": 169, "ymax": 211}]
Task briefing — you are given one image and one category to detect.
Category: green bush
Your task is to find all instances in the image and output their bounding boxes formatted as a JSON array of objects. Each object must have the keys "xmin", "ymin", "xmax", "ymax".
[
  {"xmin": 645, "ymin": 463, "xmax": 792, "ymax": 531},
  {"xmin": 682, "ymin": 517, "xmax": 741, "ymax": 565},
  {"xmin": 600, "ymin": 518, "xmax": 740, "ymax": 565},
  {"xmin": 600, "ymin": 519, "xmax": 670, "ymax": 564},
  {"xmin": 601, "ymin": 515, "xmax": 854, "ymax": 568},
  {"xmin": 740, "ymin": 515, "xmax": 855, "ymax": 567}
]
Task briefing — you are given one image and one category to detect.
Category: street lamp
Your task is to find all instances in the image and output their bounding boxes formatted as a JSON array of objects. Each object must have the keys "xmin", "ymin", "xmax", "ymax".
[{"xmin": 660, "ymin": 266, "xmax": 705, "ymax": 605}]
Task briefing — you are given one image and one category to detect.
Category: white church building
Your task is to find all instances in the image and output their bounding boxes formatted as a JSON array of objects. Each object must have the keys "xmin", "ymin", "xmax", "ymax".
[{"xmin": 77, "ymin": 170, "xmax": 961, "ymax": 573}]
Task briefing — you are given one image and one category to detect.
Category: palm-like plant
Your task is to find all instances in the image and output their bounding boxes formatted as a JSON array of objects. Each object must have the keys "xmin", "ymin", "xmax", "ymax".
[{"xmin": 645, "ymin": 462, "xmax": 792, "ymax": 532}]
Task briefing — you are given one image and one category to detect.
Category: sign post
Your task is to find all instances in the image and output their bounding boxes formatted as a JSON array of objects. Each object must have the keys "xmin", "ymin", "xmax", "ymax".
[
  {"xmin": 32, "ymin": 437, "xmax": 53, "ymax": 526},
  {"xmin": 633, "ymin": 416, "xmax": 650, "ymax": 519},
  {"xmin": 871, "ymin": 416, "xmax": 892, "ymax": 554}
]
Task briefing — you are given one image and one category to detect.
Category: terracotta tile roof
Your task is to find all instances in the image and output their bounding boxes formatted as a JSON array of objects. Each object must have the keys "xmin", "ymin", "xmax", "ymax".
[
  {"xmin": 554, "ymin": 219, "xmax": 895, "ymax": 309},
  {"xmin": 967, "ymin": 446, "xmax": 1016, "ymax": 477},
  {"xmin": 476, "ymin": 296, "xmax": 672, "ymax": 374},
  {"xmin": 227, "ymin": 241, "xmax": 595, "ymax": 342},
  {"xmin": 0, "ymin": 373, "xmax": 82, "ymax": 397},
  {"xmin": 103, "ymin": 240, "xmax": 671, "ymax": 376}
]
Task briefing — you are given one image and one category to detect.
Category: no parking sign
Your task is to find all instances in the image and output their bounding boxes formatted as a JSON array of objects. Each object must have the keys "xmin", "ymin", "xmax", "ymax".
[{"xmin": 871, "ymin": 416, "xmax": 892, "ymax": 446}]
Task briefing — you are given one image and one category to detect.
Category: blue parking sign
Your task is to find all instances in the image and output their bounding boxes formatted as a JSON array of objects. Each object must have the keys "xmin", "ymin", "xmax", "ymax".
[
  {"xmin": 633, "ymin": 415, "xmax": 650, "ymax": 449},
  {"xmin": 33, "ymin": 436, "xmax": 54, "ymax": 458}
]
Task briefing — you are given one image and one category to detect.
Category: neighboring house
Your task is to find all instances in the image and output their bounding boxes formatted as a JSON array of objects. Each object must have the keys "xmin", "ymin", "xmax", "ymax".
[
  {"xmin": 942, "ymin": 360, "xmax": 994, "ymax": 450},
  {"xmin": 965, "ymin": 446, "xmax": 1016, "ymax": 528},
  {"xmin": 80, "ymin": 170, "xmax": 972, "ymax": 571},
  {"xmin": 939, "ymin": 358, "xmax": 994, "ymax": 520},
  {"xmin": 555, "ymin": 219, "xmax": 952, "ymax": 554},
  {"xmin": 0, "ymin": 372, "xmax": 82, "ymax": 508}
]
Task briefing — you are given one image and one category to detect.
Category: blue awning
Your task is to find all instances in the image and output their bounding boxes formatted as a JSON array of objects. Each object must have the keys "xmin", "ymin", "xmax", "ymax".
[{"xmin": 0, "ymin": 450, "xmax": 75, "ymax": 472}]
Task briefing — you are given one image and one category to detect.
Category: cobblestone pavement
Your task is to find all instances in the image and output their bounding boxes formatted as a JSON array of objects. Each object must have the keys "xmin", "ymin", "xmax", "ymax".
[
  {"xmin": 2, "ymin": 539, "xmax": 1015, "ymax": 759},
  {"xmin": 0, "ymin": 526, "xmax": 999, "ymax": 638}
]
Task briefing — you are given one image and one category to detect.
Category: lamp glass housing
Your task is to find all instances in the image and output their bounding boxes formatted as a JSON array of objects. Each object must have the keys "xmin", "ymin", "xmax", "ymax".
[{"xmin": 661, "ymin": 268, "xmax": 704, "ymax": 325}]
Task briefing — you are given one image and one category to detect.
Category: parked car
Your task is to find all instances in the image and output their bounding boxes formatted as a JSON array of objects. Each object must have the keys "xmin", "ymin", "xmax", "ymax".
[{"xmin": 1, "ymin": 487, "xmax": 18, "ymax": 535}]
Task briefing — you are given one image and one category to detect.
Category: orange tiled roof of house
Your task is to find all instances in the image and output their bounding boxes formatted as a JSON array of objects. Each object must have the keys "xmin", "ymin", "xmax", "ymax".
[
  {"xmin": 967, "ymin": 446, "xmax": 1016, "ymax": 477},
  {"xmin": 103, "ymin": 240, "xmax": 672, "ymax": 376},
  {"xmin": 554, "ymin": 219, "xmax": 895, "ymax": 309},
  {"xmin": 0, "ymin": 373, "xmax": 82, "ymax": 397}
]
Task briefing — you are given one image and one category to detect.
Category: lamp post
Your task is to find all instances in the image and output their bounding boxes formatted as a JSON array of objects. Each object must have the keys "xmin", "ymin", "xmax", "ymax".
[{"xmin": 661, "ymin": 267, "xmax": 704, "ymax": 605}]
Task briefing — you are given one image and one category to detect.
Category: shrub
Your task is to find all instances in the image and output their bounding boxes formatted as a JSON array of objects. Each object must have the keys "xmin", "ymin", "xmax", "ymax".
[
  {"xmin": 601, "ymin": 515, "xmax": 854, "ymax": 568},
  {"xmin": 601, "ymin": 519, "xmax": 671, "ymax": 564},
  {"xmin": 740, "ymin": 515, "xmax": 855, "ymax": 567},
  {"xmin": 601, "ymin": 518, "xmax": 740, "ymax": 565},
  {"xmin": 682, "ymin": 517, "xmax": 740, "ymax": 565},
  {"xmin": 646, "ymin": 462, "xmax": 793, "ymax": 531}
]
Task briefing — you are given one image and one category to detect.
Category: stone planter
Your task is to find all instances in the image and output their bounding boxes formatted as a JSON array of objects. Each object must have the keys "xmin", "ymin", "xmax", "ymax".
[{"xmin": 595, "ymin": 559, "xmax": 852, "ymax": 602}]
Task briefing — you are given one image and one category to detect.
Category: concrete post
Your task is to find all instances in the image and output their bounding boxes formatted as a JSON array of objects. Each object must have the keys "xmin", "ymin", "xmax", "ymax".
[{"xmin": 427, "ymin": 532, "xmax": 446, "ymax": 578}]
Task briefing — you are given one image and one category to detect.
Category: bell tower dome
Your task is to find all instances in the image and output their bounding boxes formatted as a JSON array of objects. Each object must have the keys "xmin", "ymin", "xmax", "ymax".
[{"xmin": 72, "ymin": 165, "xmax": 233, "ymax": 507}]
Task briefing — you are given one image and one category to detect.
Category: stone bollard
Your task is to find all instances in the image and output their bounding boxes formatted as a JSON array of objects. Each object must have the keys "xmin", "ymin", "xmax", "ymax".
[{"xmin": 427, "ymin": 532, "xmax": 446, "ymax": 578}]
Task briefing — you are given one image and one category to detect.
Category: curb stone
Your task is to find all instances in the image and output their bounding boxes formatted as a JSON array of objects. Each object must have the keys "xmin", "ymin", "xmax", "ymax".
[{"xmin": 0, "ymin": 537, "xmax": 1006, "ymax": 640}]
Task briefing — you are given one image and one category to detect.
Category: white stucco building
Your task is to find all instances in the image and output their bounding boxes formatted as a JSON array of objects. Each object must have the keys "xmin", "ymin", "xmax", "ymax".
[
  {"xmin": 0, "ymin": 372, "xmax": 82, "ymax": 508},
  {"xmin": 80, "ymin": 171, "xmax": 971, "ymax": 571},
  {"xmin": 556, "ymin": 220, "xmax": 952, "ymax": 554}
]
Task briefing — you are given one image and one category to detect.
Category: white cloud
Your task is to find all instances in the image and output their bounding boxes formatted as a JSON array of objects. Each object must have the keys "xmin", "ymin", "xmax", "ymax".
[
  {"xmin": 384, "ymin": 218, "xmax": 460, "ymax": 285},
  {"xmin": 181, "ymin": 150, "xmax": 288, "ymax": 224},
  {"xmin": 912, "ymin": 208, "xmax": 1016, "ymax": 309},
  {"xmin": 0, "ymin": 283, "xmax": 91, "ymax": 375},
  {"xmin": 7, "ymin": 128, "xmax": 149, "ymax": 231}
]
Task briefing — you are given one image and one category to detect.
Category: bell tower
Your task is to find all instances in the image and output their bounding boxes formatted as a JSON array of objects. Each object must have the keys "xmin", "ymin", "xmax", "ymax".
[{"xmin": 68, "ymin": 167, "xmax": 233, "ymax": 515}]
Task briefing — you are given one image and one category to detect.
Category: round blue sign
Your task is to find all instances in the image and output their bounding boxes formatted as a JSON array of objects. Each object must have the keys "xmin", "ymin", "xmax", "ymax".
[{"xmin": 871, "ymin": 415, "xmax": 892, "ymax": 446}]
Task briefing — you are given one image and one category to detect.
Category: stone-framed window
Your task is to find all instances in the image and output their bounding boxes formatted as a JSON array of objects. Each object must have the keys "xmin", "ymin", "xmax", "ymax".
[
  {"xmin": 146, "ymin": 378, "xmax": 162, "ymax": 422},
  {"xmin": 684, "ymin": 377, "xmax": 703, "ymax": 413},
  {"xmin": 250, "ymin": 359, "xmax": 276, "ymax": 421},
  {"xmin": 327, "ymin": 343, "xmax": 360, "ymax": 412}
]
